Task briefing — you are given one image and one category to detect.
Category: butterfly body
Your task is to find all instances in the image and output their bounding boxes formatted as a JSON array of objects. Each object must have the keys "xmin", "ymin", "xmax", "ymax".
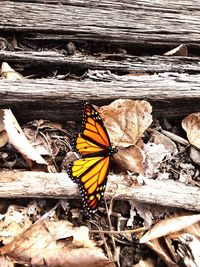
[{"xmin": 67, "ymin": 101, "xmax": 116, "ymax": 215}]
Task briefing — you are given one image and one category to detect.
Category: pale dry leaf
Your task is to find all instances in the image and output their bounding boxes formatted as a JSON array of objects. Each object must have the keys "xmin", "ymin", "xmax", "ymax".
[
  {"xmin": 133, "ymin": 258, "xmax": 155, "ymax": 267},
  {"xmin": 0, "ymin": 205, "xmax": 32, "ymax": 245},
  {"xmin": 0, "ymin": 220, "xmax": 112, "ymax": 267},
  {"xmin": 151, "ymin": 131, "xmax": 178, "ymax": 155},
  {"xmin": 176, "ymin": 233, "xmax": 200, "ymax": 267},
  {"xmin": 97, "ymin": 99, "xmax": 152, "ymax": 147},
  {"xmin": 182, "ymin": 112, "xmax": 200, "ymax": 149},
  {"xmin": 0, "ymin": 62, "xmax": 23, "ymax": 80},
  {"xmin": 3, "ymin": 109, "xmax": 48, "ymax": 170},
  {"xmin": 23, "ymin": 127, "xmax": 51, "ymax": 156},
  {"xmin": 169, "ymin": 220, "xmax": 200, "ymax": 239},
  {"xmin": 0, "ymin": 255, "xmax": 14, "ymax": 267},
  {"xmin": 73, "ymin": 226, "xmax": 95, "ymax": 248},
  {"xmin": 140, "ymin": 213, "xmax": 200, "ymax": 243},
  {"xmin": 189, "ymin": 146, "xmax": 200, "ymax": 166},
  {"xmin": 143, "ymin": 142, "xmax": 171, "ymax": 178},
  {"xmin": 168, "ymin": 221, "xmax": 200, "ymax": 266},
  {"xmin": 113, "ymin": 140, "xmax": 145, "ymax": 174},
  {"xmin": 134, "ymin": 202, "xmax": 174, "ymax": 228},
  {"xmin": 145, "ymin": 239, "xmax": 178, "ymax": 267}
]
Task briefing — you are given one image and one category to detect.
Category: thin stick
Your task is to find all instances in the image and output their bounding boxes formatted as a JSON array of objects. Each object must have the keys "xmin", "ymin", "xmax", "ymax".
[{"xmin": 90, "ymin": 226, "xmax": 149, "ymax": 235}]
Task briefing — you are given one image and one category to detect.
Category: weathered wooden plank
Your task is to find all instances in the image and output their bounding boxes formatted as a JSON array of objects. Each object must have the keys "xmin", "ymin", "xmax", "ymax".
[
  {"xmin": 0, "ymin": 170, "xmax": 200, "ymax": 212},
  {"xmin": 0, "ymin": 51, "xmax": 199, "ymax": 74},
  {"xmin": 0, "ymin": 74, "xmax": 199, "ymax": 121},
  {"xmin": 1, "ymin": 1, "xmax": 200, "ymax": 46}
]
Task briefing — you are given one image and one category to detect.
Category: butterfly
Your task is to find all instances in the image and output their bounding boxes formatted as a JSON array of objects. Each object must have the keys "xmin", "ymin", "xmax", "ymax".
[{"xmin": 67, "ymin": 101, "xmax": 117, "ymax": 216}]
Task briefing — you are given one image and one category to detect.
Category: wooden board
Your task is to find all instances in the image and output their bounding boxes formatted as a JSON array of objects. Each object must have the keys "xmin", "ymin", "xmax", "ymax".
[
  {"xmin": 0, "ymin": 170, "xmax": 200, "ymax": 212},
  {"xmin": 0, "ymin": 73, "xmax": 200, "ymax": 121},
  {"xmin": 0, "ymin": 51, "xmax": 199, "ymax": 74},
  {"xmin": 1, "ymin": 0, "xmax": 200, "ymax": 47}
]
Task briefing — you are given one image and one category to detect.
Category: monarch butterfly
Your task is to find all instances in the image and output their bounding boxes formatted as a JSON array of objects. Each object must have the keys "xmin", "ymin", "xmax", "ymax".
[{"xmin": 67, "ymin": 101, "xmax": 117, "ymax": 216}]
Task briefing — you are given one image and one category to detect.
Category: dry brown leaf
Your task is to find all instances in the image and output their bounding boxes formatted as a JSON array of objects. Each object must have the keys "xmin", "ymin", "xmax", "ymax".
[
  {"xmin": 113, "ymin": 140, "xmax": 145, "ymax": 174},
  {"xmin": 98, "ymin": 99, "xmax": 152, "ymax": 147},
  {"xmin": 140, "ymin": 213, "xmax": 200, "ymax": 243},
  {"xmin": 141, "ymin": 214, "xmax": 200, "ymax": 267},
  {"xmin": 0, "ymin": 62, "xmax": 23, "ymax": 80},
  {"xmin": 176, "ymin": 233, "xmax": 200, "ymax": 266},
  {"xmin": 3, "ymin": 109, "xmax": 48, "ymax": 171},
  {"xmin": 0, "ymin": 220, "xmax": 113, "ymax": 267},
  {"xmin": 145, "ymin": 239, "xmax": 179, "ymax": 267},
  {"xmin": 182, "ymin": 112, "xmax": 200, "ymax": 149}
]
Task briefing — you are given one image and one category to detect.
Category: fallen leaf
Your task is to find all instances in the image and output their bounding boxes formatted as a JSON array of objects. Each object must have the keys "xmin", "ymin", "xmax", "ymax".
[
  {"xmin": 73, "ymin": 226, "xmax": 95, "ymax": 248},
  {"xmin": 98, "ymin": 99, "xmax": 152, "ymax": 147},
  {"xmin": 0, "ymin": 220, "xmax": 113, "ymax": 267},
  {"xmin": 0, "ymin": 255, "xmax": 14, "ymax": 267},
  {"xmin": 140, "ymin": 213, "xmax": 200, "ymax": 243},
  {"xmin": 143, "ymin": 142, "xmax": 171, "ymax": 178},
  {"xmin": 113, "ymin": 140, "xmax": 145, "ymax": 174},
  {"xmin": 0, "ymin": 62, "xmax": 23, "ymax": 80},
  {"xmin": 140, "ymin": 215, "xmax": 200, "ymax": 267},
  {"xmin": 150, "ymin": 131, "xmax": 178, "ymax": 156},
  {"xmin": 0, "ymin": 205, "xmax": 32, "ymax": 245},
  {"xmin": 133, "ymin": 258, "xmax": 155, "ymax": 267},
  {"xmin": 176, "ymin": 233, "xmax": 200, "ymax": 266},
  {"xmin": 3, "ymin": 109, "xmax": 48, "ymax": 171},
  {"xmin": 182, "ymin": 112, "xmax": 200, "ymax": 149},
  {"xmin": 189, "ymin": 146, "xmax": 200, "ymax": 166},
  {"xmin": 145, "ymin": 239, "xmax": 179, "ymax": 267}
]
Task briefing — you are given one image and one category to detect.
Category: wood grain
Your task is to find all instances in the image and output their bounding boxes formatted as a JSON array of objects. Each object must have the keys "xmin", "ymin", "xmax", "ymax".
[
  {"xmin": 0, "ymin": 51, "xmax": 199, "ymax": 74},
  {"xmin": 0, "ymin": 74, "xmax": 199, "ymax": 121},
  {"xmin": 1, "ymin": 1, "xmax": 200, "ymax": 47},
  {"xmin": 0, "ymin": 170, "xmax": 199, "ymax": 212}
]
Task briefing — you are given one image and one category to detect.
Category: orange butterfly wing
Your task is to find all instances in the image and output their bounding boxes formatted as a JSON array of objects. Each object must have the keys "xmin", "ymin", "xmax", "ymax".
[
  {"xmin": 68, "ymin": 102, "xmax": 115, "ymax": 215},
  {"xmin": 68, "ymin": 156, "xmax": 110, "ymax": 212}
]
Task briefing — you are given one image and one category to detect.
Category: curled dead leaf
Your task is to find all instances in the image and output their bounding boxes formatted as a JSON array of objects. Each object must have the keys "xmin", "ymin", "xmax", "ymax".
[
  {"xmin": 140, "ymin": 213, "xmax": 200, "ymax": 243},
  {"xmin": 141, "ymin": 214, "xmax": 200, "ymax": 267},
  {"xmin": 98, "ymin": 99, "xmax": 152, "ymax": 147},
  {"xmin": 182, "ymin": 112, "xmax": 200, "ymax": 149},
  {"xmin": 3, "ymin": 109, "xmax": 48, "ymax": 171}
]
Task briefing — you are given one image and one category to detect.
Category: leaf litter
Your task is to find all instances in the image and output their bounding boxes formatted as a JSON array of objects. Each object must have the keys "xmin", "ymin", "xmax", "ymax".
[{"xmin": 0, "ymin": 99, "xmax": 200, "ymax": 266}]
